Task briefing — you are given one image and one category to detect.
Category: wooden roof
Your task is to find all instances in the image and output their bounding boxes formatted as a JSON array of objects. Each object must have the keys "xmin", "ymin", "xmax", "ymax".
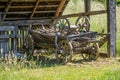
[{"xmin": 0, "ymin": 0, "xmax": 69, "ymax": 22}]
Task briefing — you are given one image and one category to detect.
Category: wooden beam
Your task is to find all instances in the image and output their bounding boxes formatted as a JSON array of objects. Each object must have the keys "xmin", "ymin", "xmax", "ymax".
[
  {"xmin": 107, "ymin": 0, "xmax": 116, "ymax": 57},
  {"xmin": 54, "ymin": 0, "xmax": 66, "ymax": 17},
  {"xmin": 2, "ymin": 0, "xmax": 12, "ymax": 21},
  {"xmin": 30, "ymin": 0, "xmax": 40, "ymax": 19},
  {"xmin": 0, "ymin": 19, "xmax": 52, "ymax": 26},
  {"xmin": 58, "ymin": 10, "xmax": 107, "ymax": 18}
]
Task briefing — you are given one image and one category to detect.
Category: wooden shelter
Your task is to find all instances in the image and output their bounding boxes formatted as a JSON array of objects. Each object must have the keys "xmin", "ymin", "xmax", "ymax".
[{"xmin": 0, "ymin": 0, "xmax": 116, "ymax": 57}]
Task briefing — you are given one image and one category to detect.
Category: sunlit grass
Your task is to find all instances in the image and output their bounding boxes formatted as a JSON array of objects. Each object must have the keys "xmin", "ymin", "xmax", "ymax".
[{"xmin": 0, "ymin": 58, "xmax": 120, "ymax": 80}]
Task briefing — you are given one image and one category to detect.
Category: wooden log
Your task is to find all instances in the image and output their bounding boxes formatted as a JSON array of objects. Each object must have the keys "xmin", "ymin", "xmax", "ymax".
[{"xmin": 107, "ymin": 0, "xmax": 116, "ymax": 57}]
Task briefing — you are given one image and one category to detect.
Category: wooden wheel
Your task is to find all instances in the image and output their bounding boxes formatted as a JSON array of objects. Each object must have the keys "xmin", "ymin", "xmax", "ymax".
[
  {"xmin": 89, "ymin": 42, "xmax": 99, "ymax": 60},
  {"xmin": 54, "ymin": 17, "xmax": 70, "ymax": 36},
  {"xmin": 75, "ymin": 16, "xmax": 90, "ymax": 32},
  {"xmin": 56, "ymin": 40, "xmax": 73, "ymax": 62},
  {"xmin": 23, "ymin": 35, "xmax": 34, "ymax": 59}
]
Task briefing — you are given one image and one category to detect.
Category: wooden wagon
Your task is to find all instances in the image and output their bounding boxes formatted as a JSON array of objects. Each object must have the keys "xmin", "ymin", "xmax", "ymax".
[{"xmin": 22, "ymin": 16, "xmax": 106, "ymax": 62}]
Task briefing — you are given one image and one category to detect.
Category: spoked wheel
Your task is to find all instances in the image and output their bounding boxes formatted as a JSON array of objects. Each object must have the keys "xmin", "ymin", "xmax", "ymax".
[
  {"xmin": 75, "ymin": 16, "xmax": 90, "ymax": 33},
  {"xmin": 89, "ymin": 42, "xmax": 99, "ymax": 60},
  {"xmin": 23, "ymin": 35, "xmax": 34, "ymax": 60},
  {"xmin": 56, "ymin": 40, "xmax": 73, "ymax": 63},
  {"xmin": 54, "ymin": 17, "xmax": 70, "ymax": 36}
]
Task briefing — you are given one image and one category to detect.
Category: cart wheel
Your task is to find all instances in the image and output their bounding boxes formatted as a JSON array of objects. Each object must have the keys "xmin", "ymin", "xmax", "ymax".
[
  {"xmin": 56, "ymin": 40, "xmax": 73, "ymax": 63},
  {"xmin": 23, "ymin": 35, "xmax": 34, "ymax": 60},
  {"xmin": 89, "ymin": 42, "xmax": 99, "ymax": 60},
  {"xmin": 75, "ymin": 16, "xmax": 90, "ymax": 32},
  {"xmin": 54, "ymin": 17, "xmax": 70, "ymax": 36}
]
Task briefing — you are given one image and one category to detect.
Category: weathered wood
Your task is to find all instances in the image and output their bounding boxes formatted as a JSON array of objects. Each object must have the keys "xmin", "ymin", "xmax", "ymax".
[
  {"xmin": 84, "ymin": 0, "xmax": 91, "ymax": 31},
  {"xmin": 30, "ymin": 0, "xmax": 40, "ymax": 19},
  {"xmin": 84, "ymin": 0, "xmax": 91, "ymax": 13},
  {"xmin": 0, "ymin": 0, "xmax": 61, "ymax": 2},
  {"xmin": 0, "ymin": 11, "xmax": 57, "ymax": 14},
  {"xmin": 55, "ymin": 0, "xmax": 66, "ymax": 17},
  {"xmin": 2, "ymin": 0, "xmax": 12, "ymax": 21},
  {"xmin": 58, "ymin": 10, "xmax": 107, "ymax": 18},
  {"xmin": 13, "ymin": 26, "xmax": 18, "ymax": 53},
  {"xmin": 98, "ymin": 35, "xmax": 109, "ymax": 48},
  {"xmin": 0, "ymin": 26, "xmax": 15, "ymax": 31},
  {"xmin": 0, "ymin": 14, "xmax": 1, "ymax": 21},
  {"xmin": 107, "ymin": 0, "xmax": 116, "ymax": 57},
  {"xmin": 0, "ymin": 19, "xmax": 52, "ymax": 26}
]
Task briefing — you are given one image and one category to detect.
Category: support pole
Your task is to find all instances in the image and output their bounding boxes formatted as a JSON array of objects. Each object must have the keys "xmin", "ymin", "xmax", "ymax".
[
  {"xmin": 84, "ymin": 0, "xmax": 91, "ymax": 31},
  {"xmin": 107, "ymin": 0, "xmax": 116, "ymax": 57}
]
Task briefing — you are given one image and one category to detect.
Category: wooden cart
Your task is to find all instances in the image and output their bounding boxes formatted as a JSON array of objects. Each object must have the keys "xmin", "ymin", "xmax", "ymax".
[{"xmin": 23, "ymin": 16, "xmax": 107, "ymax": 62}]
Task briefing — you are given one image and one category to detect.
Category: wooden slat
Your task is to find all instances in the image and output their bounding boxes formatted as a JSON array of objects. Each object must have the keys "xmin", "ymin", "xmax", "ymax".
[
  {"xmin": 2, "ymin": 0, "xmax": 12, "ymax": 21},
  {"xmin": 10, "ymin": 6, "xmax": 33, "ymax": 8},
  {"xmin": 55, "ymin": 0, "xmax": 66, "ymax": 17},
  {"xmin": 107, "ymin": 0, "xmax": 116, "ymax": 57},
  {"xmin": 1, "ymin": 10, "xmax": 57, "ymax": 14},
  {"xmin": 9, "ymin": 5, "xmax": 58, "ymax": 9},
  {"xmin": 58, "ymin": 10, "xmax": 107, "ymax": 18},
  {"xmin": 30, "ymin": 0, "xmax": 40, "ymax": 19},
  {"xmin": 0, "ymin": 26, "xmax": 15, "ymax": 31}
]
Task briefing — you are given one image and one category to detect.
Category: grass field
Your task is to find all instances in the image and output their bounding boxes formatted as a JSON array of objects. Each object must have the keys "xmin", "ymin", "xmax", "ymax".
[
  {"xmin": 0, "ymin": 57, "xmax": 120, "ymax": 80},
  {"xmin": 0, "ymin": 1, "xmax": 120, "ymax": 80}
]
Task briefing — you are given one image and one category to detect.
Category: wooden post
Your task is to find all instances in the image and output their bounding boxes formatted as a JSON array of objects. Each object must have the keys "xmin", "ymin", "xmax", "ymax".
[
  {"xmin": 84, "ymin": 0, "xmax": 91, "ymax": 31},
  {"xmin": 107, "ymin": 0, "xmax": 116, "ymax": 57},
  {"xmin": 13, "ymin": 25, "xmax": 18, "ymax": 53}
]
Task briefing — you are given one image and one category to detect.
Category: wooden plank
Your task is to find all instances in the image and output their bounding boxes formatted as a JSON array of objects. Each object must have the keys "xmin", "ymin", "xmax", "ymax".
[
  {"xmin": 0, "ymin": 0, "xmax": 61, "ymax": 2},
  {"xmin": 0, "ymin": 26, "xmax": 15, "ymax": 31},
  {"xmin": 107, "ymin": 0, "xmax": 116, "ymax": 57},
  {"xmin": 1, "ymin": 19, "xmax": 52, "ymax": 26},
  {"xmin": 58, "ymin": 10, "xmax": 107, "ymax": 18},
  {"xmin": 30, "ymin": 0, "xmax": 40, "ymax": 19},
  {"xmin": 2, "ymin": 0, "xmax": 12, "ymax": 21},
  {"xmin": 0, "ymin": 10, "xmax": 57, "ymax": 14},
  {"xmin": 9, "ymin": 5, "xmax": 58, "ymax": 9},
  {"xmin": 55, "ymin": 0, "xmax": 66, "ymax": 17},
  {"xmin": 5, "ymin": 17, "xmax": 52, "ymax": 20},
  {"xmin": 0, "ymin": 13, "xmax": 1, "ymax": 21},
  {"xmin": 13, "ymin": 26, "xmax": 18, "ymax": 53},
  {"xmin": 10, "ymin": 6, "xmax": 33, "ymax": 8}
]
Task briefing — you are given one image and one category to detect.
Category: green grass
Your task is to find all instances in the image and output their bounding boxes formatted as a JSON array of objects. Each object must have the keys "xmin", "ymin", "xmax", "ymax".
[{"xmin": 0, "ymin": 58, "xmax": 120, "ymax": 80}]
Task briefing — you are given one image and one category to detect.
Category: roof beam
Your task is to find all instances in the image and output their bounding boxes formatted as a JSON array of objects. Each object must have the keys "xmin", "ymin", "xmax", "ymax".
[
  {"xmin": 2, "ymin": 0, "xmax": 12, "ymax": 21},
  {"xmin": 30, "ymin": 0, "xmax": 40, "ymax": 19},
  {"xmin": 54, "ymin": 0, "xmax": 66, "ymax": 17}
]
